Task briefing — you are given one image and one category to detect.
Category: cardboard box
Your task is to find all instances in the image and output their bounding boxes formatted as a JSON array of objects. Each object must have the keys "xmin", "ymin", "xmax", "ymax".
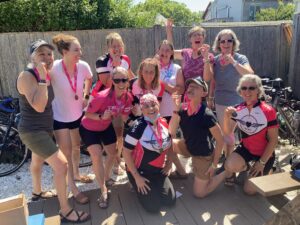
[
  {"xmin": 45, "ymin": 215, "xmax": 60, "ymax": 225},
  {"xmin": 0, "ymin": 194, "xmax": 28, "ymax": 225}
]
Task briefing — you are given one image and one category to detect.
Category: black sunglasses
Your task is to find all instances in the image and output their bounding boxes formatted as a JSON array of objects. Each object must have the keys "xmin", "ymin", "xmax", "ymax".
[
  {"xmin": 241, "ymin": 86, "xmax": 257, "ymax": 91},
  {"xmin": 113, "ymin": 78, "xmax": 128, "ymax": 84},
  {"xmin": 220, "ymin": 39, "xmax": 233, "ymax": 44}
]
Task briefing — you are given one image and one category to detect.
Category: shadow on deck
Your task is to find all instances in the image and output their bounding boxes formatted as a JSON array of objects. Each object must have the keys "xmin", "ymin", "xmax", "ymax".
[{"xmin": 28, "ymin": 173, "xmax": 294, "ymax": 225}]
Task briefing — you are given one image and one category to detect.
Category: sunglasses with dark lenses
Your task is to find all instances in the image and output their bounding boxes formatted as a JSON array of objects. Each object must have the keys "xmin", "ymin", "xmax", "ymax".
[
  {"xmin": 220, "ymin": 39, "xmax": 234, "ymax": 44},
  {"xmin": 241, "ymin": 86, "xmax": 257, "ymax": 91},
  {"xmin": 113, "ymin": 78, "xmax": 128, "ymax": 84}
]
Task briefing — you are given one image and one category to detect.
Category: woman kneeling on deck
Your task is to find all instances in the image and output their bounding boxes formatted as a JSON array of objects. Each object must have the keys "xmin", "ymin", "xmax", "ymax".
[
  {"xmin": 169, "ymin": 77, "xmax": 226, "ymax": 198},
  {"xmin": 224, "ymin": 74, "xmax": 278, "ymax": 194},
  {"xmin": 123, "ymin": 93, "xmax": 176, "ymax": 213}
]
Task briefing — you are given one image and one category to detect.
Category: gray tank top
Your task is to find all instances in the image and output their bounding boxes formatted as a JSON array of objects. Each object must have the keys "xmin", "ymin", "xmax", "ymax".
[{"xmin": 18, "ymin": 68, "xmax": 54, "ymax": 133}]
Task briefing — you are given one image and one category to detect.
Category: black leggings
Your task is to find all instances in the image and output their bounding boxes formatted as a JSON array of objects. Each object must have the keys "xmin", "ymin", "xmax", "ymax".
[{"xmin": 127, "ymin": 172, "xmax": 176, "ymax": 213}]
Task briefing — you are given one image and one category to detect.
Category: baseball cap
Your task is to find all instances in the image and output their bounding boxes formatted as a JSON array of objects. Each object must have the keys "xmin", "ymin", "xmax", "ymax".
[
  {"xmin": 29, "ymin": 39, "xmax": 54, "ymax": 55},
  {"xmin": 186, "ymin": 76, "xmax": 208, "ymax": 92},
  {"xmin": 95, "ymin": 54, "xmax": 111, "ymax": 75}
]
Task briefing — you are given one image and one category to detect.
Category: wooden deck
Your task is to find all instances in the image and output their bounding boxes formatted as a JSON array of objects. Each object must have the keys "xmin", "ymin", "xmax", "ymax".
[{"xmin": 28, "ymin": 174, "xmax": 298, "ymax": 225}]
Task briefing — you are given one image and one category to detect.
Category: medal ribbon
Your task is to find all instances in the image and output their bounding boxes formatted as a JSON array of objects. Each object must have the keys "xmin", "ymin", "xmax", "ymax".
[
  {"xmin": 147, "ymin": 118, "xmax": 164, "ymax": 152},
  {"xmin": 62, "ymin": 60, "xmax": 78, "ymax": 95}
]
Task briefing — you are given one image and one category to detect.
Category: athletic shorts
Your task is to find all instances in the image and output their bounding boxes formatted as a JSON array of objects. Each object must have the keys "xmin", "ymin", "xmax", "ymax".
[
  {"xmin": 53, "ymin": 114, "xmax": 83, "ymax": 130},
  {"xmin": 79, "ymin": 124, "xmax": 117, "ymax": 148},
  {"xmin": 234, "ymin": 144, "xmax": 275, "ymax": 176},
  {"xmin": 19, "ymin": 131, "xmax": 58, "ymax": 159}
]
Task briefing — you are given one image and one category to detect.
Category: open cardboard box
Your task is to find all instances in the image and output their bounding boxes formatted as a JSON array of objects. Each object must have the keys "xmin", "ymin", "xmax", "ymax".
[{"xmin": 0, "ymin": 194, "xmax": 28, "ymax": 225}]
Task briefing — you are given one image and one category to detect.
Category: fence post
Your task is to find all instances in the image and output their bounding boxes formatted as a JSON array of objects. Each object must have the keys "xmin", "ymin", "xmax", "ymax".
[{"xmin": 288, "ymin": 13, "xmax": 300, "ymax": 99}]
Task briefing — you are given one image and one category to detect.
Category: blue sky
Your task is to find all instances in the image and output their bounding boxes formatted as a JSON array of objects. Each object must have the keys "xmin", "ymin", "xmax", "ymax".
[{"xmin": 133, "ymin": 0, "xmax": 211, "ymax": 12}]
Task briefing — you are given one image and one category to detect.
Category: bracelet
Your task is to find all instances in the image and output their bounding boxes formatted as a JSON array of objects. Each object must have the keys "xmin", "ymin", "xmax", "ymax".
[
  {"xmin": 233, "ymin": 61, "xmax": 238, "ymax": 67},
  {"xmin": 173, "ymin": 110, "xmax": 179, "ymax": 115},
  {"xmin": 211, "ymin": 163, "xmax": 217, "ymax": 169},
  {"xmin": 259, "ymin": 159, "xmax": 266, "ymax": 166},
  {"xmin": 208, "ymin": 97, "xmax": 215, "ymax": 100},
  {"xmin": 203, "ymin": 58, "xmax": 210, "ymax": 64},
  {"xmin": 38, "ymin": 79, "xmax": 47, "ymax": 86},
  {"xmin": 38, "ymin": 82, "xmax": 47, "ymax": 86}
]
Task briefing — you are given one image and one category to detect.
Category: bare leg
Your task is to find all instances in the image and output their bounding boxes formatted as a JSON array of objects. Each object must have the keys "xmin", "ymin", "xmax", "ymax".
[
  {"xmin": 103, "ymin": 143, "xmax": 117, "ymax": 181},
  {"xmin": 87, "ymin": 144, "xmax": 107, "ymax": 195},
  {"xmin": 70, "ymin": 128, "xmax": 83, "ymax": 180},
  {"xmin": 46, "ymin": 150, "xmax": 89, "ymax": 221},
  {"xmin": 170, "ymin": 139, "xmax": 189, "ymax": 175},
  {"xmin": 113, "ymin": 125, "xmax": 125, "ymax": 174},
  {"xmin": 30, "ymin": 153, "xmax": 44, "ymax": 194},
  {"xmin": 54, "ymin": 129, "xmax": 80, "ymax": 196}
]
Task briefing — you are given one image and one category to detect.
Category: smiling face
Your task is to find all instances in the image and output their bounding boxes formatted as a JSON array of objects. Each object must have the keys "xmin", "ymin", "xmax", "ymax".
[
  {"xmin": 239, "ymin": 81, "xmax": 259, "ymax": 104},
  {"xmin": 63, "ymin": 40, "xmax": 82, "ymax": 63},
  {"xmin": 112, "ymin": 70, "xmax": 129, "ymax": 97},
  {"xmin": 186, "ymin": 82, "xmax": 207, "ymax": 101},
  {"xmin": 141, "ymin": 63, "xmax": 156, "ymax": 86},
  {"xmin": 219, "ymin": 34, "xmax": 234, "ymax": 55},
  {"xmin": 32, "ymin": 46, "xmax": 54, "ymax": 70},
  {"xmin": 158, "ymin": 42, "xmax": 173, "ymax": 65},
  {"xmin": 190, "ymin": 32, "xmax": 204, "ymax": 50},
  {"xmin": 141, "ymin": 101, "xmax": 160, "ymax": 121},
  {"xmin": 108, "ymin": 39, "xmax": 124, "ymax": 59}
]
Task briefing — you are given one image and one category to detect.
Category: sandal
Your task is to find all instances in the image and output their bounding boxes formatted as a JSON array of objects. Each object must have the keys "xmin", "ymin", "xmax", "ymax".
[
  {"xmin": 74, "ymin": 175, "xmax": 93, "ymax": 183},
  {"xmin": 224, "ymin": 174, "xmax": 236, "ymax": 187},
  {"xmin": 74, "ymin": 192, "xmax": 89, "ymax": 204},
  {"xmin": 97, "ymin": 192, "xmax": 109, "ymax": 209},
  {"xmin": 169, "ymin": 171, "xmax": 188, "ymax": 180},
  {"xmin": 105, "ymin": 178, "xmax": 116, "ymax": 187},
  {"xmin": 31, "ymin": 190, "xmax": 57, "ymax": 201},
  {"xmin": 60, "ymin": 208, "xmax": 90, "ymax": 223}
]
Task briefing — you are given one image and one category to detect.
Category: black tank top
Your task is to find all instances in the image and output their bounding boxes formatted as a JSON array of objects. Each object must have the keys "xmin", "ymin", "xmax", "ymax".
[{"xmin": 17, "ymin": 68, "xmax": 54, "ymax": 133}]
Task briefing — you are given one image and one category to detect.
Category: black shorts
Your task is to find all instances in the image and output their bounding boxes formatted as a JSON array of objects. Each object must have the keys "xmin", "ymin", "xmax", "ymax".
[
  {"xmin": 53, "ymin": 114, "xmax": 83, "ymax": 130},
  {"xmin": 79, "ymin": 124, "xmax": 117, "ymax": 148},
  {"xmin": 234, "ymin": 144, "xmax": 275, "ymax": 176}
]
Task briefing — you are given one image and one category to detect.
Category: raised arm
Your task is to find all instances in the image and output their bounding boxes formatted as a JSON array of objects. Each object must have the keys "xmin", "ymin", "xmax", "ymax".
[
  {"xmin": 17, "ymin": 64, "xmax": 49, "ymax": 113},
  {"xmin": 166, "ymin": 19, "xmax": 183, "ymax": 60}
]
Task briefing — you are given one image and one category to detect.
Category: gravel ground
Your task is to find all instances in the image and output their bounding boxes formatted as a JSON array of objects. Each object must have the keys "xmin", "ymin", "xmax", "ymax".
[{"xmin": 0, "ymin": 160, "xmax": 126, "ymax": 202}]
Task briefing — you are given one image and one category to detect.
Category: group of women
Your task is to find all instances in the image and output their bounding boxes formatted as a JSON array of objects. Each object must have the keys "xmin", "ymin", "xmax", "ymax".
[{"xmin": 16, "ymin": 19, "xmax": 278, "ymax": 222}]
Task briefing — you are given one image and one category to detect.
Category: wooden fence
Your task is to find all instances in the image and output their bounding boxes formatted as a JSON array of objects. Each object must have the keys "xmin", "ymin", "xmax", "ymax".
[{"xmin": 0, "ymin": 21, "xmax": 293, "ymax": 97}]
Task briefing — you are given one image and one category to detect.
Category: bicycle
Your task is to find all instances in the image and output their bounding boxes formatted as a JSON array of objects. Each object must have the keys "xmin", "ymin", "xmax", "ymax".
[
  {"xmin": 0, "ymin": 98, "xmax": 29, "ymax": 177},
  {"xmin": 262, "ymin": 77, "xmax": 300, "ymax": 146}
]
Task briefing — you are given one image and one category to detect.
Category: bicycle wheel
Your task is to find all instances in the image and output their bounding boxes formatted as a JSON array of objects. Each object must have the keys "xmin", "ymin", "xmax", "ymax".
[
  {"xmin": 79, "ymin": 143, "xmax": 92, "ymax": 168},
  {"xmin": 0, "ymin": 125, "xmax": 29, "ymax": 177}
]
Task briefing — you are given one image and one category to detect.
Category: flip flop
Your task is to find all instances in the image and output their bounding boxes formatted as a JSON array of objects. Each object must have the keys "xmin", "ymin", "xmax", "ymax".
[
  {"xmin": 60, "ymin": 208, "xmax": 90, "ymax": 223},
  {"xmin": 105, "ymin": 178, "xmax": 116, "ymax": 187},
  {"xmin": 74, "ymin": 192, "xmax": 89, "ymax": 204},
  {"xmin": 97, "ymin": 192, "xmax": 109, "ymax": 209},
  {"xmin": 224, "ymin": 173, "xmax": 236, "ymax": 187},
  {"xmin": 31, "ymin": 190, "xmax": 57, "ymax": 201},
  {"xmin": 74, "ymin": 175, "xmax": 93, "ymax": 183}
]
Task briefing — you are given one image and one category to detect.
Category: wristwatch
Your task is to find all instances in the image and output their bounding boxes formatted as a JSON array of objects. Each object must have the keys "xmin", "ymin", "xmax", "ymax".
[
  {"xmin": 84, "ymin": 94, "xmax": 90, "ymax": 100},
  {"xmin": 38, "ymin": 79, "xmax": 47, "ymax": 86}
]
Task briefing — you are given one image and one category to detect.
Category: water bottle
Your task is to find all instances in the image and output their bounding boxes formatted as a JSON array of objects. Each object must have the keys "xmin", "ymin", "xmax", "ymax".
[{"xmin": 292, "ymin": 110, "xmax": 300, "ymax": 132}]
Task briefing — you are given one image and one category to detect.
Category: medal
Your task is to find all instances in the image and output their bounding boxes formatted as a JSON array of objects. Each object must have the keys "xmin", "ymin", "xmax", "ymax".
[
  {"xmin": 147, "ymin": 119, "xmax": 164, "ymax": 153},
  {"xmin": 62, "ymin": 60, "xmax": 78, "ymax": 100}
]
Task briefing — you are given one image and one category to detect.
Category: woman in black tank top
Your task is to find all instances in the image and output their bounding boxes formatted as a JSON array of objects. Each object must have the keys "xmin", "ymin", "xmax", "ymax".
[{"xmin": 17, "ymin": 39, "xmax": 90, "ymax": 223}]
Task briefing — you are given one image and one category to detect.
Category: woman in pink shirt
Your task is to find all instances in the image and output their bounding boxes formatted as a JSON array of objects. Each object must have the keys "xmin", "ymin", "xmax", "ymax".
[{"xmin": 80, "ymin": 67, "xmax": 133, "ymax": 208}]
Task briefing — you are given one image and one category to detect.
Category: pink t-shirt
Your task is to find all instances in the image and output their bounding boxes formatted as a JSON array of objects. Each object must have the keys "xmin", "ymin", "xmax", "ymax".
[
  {"xmin": 81, "ymin": 88, "xmax": 133, "ymax": 131},
  {"xmin": 181, "ymin": 48, "xmax": 214, "ymax": 80}
]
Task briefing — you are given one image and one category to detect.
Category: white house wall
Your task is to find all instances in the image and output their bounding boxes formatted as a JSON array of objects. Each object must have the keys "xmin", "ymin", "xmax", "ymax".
[{"xmin": 206, "ymin": 0, "xmax": 243, "ymax": 22}]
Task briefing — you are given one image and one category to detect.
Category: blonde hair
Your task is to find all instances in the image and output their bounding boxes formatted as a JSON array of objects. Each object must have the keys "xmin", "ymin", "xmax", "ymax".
[
  {"xmin": 237, "ymin": 74, "xmax": 265, "ymax": 98},
  {"xmin": 158, "ymin": 40, "xmax": 174, "ymax": 61},
  {"xmin": 138, "ymin": 58, "xmax": 160, "ymax": 90},
  {"xmin": 106, "ymin": 32, "xmax": 125, "ymax": 51},
  {"xmin": 188, "ymin": 26, "xmax": 206, "ymax": 39},
  {"xmin": 212, "ymin": 29, "xmax": 240, "ymax": 53},
  {"xmin": 52, "ymin": 33, "xmax": 78, "ymax": 55}
]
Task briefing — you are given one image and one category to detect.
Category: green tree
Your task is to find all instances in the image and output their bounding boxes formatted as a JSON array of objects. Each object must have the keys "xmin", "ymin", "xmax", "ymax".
[{"xmin": 256, "ymin": 1, "xmax": 295, "ymax": 21}]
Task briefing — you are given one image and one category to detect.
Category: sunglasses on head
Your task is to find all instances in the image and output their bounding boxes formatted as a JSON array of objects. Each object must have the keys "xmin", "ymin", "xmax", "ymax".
[
  {"xmin": 241, "ymin": 86, "xmax": 257, "ymax": 91},
  {"xmin": 220, "ymin": 39, "xmax": 233, "ymax": 44},
  {"xmin": 113, "ymin": 78, "xmax": 128, "ymax": 84}
]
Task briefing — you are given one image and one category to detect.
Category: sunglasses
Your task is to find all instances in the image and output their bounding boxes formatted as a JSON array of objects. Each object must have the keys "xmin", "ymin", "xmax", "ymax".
[
  {"xmin": 220, "ymin": 39, "xmax": 234, "ymax": 44},
  {"xmin": 113, "ymin": 78, "xmax": 128, "ymax": 84},
  {"xmin": 241, "ymin": 86, "xmax": 257, "ymax": 91}
]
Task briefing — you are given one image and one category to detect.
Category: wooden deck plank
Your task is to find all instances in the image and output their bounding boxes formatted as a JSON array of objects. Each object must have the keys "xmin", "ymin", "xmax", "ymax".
[
  {"xmin": 105, "ymin": 185, "xmax": 126, "ymax": 225},
  {"xmin": 117, "ymin": 183, "xmax": 145, "ymax": 225},
  {"xmin": 248, "ymin": 172, "xmax": 300, "ymax": 197},
  {"xmin": 72, "ymin": 191, "xmax": 92, "ymax": 225},
  {"xmin": 87, "ymin": 189, "xmax": 108, "ymax": 225}
]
